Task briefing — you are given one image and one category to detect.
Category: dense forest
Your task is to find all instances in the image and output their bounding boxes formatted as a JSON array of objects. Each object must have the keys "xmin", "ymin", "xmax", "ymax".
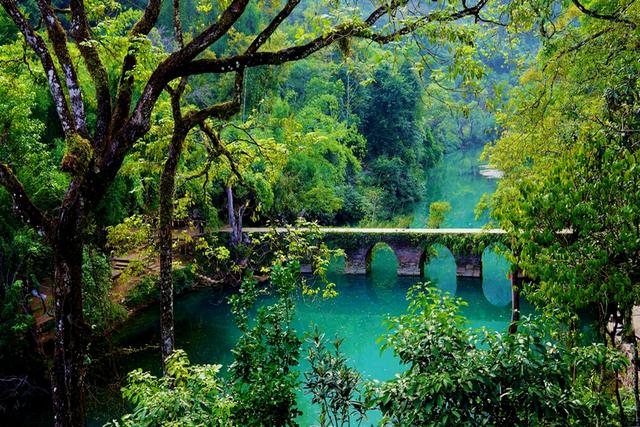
[{"xmin": 0, "ymin": 0, "xmax": 639, "ymax": 426}]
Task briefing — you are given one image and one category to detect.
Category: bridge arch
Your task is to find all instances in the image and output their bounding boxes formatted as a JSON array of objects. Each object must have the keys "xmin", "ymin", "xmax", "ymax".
[
  {"xmin": 231, "ymin": 227, "xmax": 509, "ymax": 276},
  {"xmin": 365, "ymin": 242, "xmax": 399, "ymax": 275},
  {"xmin": 481, "ymin": 244, "xmax": 512, "ymax": 306}
]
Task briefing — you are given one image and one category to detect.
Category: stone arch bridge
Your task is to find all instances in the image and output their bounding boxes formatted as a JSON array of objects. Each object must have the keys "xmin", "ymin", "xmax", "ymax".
[{"xmin": 232, "ymin": 227, "xmax": 510, "ymax": 278}]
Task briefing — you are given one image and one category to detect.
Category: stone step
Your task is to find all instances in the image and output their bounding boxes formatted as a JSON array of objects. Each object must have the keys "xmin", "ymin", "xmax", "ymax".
[{"xmin": 112, "ymin": 259, "xmax": 130, "ymax": 267}]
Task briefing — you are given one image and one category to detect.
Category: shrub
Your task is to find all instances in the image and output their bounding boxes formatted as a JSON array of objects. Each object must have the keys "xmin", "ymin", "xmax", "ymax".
[
  {"xmin": 124, "ymin": 275, "xmax": 159, "ymax": 309},
  {"xmin": 426, "ymin": 201, "xmax": 452, "ymax": 228},
  {"xmin": 82, "ymin": 247, "xmax": 127, "ymax": 331},
  {"xmin": 172, "ymin": 266, "xmax": 196, "ymax": 295},
  {"xmin": 107, "ymin": 349, "xmax": 234, "ymax": 426},
  {"xmin": 370, "ymin": 285, "xmax": 629, "ymax": 426}
]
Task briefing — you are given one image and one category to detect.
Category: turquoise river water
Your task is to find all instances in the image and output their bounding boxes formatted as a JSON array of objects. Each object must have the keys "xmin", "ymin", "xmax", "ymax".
[{"xmin": 80, "ymin": 146, "xmax": 518, "ymax": 426}]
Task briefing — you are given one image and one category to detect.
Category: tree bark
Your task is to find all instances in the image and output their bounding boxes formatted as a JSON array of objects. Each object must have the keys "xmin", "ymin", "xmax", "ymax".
[
  {"xmin": 508, "ymin": 267, "xmax": 520, "ymax": 334},
  {"xmin": 634, "ymin": 334, "xmax": 640, "ymax": 426},
  {"xmin": 158, "ymin": 129, "xmax": 187, "ymax": 367},
  {"xmin": 226, "ymin": 186, "xmax": 240, "ymax": 247},
  {"xmin": 50, "ymin": 216, "xmax": 87, "ymax": 427}
]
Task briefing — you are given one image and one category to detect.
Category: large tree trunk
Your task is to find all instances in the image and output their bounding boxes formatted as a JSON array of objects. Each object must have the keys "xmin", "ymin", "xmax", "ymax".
[
  {"xmin": 158, "ymin": 130, "xmax": 186, "ymax": 366},
  {"xmin": 51, "ymin": 217, "xmax": 87, "ymax": 427}
]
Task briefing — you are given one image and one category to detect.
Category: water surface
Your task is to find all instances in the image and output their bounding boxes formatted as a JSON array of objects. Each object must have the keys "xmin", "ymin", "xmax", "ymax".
[{"xmin": 412, "ymin": 145, "xmax": 497, "ymax": 228}]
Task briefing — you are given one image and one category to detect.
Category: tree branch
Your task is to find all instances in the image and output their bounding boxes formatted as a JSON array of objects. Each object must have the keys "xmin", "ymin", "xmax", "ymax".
[
  {"xmin": 69, "ymin": 0, "xmax": 112, "ymax": 147},
  {"xmin": 177, "ymin": 2, "xmax": 487, "ymax": 77},
  {"xmin": 366, "ymin": 0, "xmax": 407, "ymax": 25},
  {"xmin": 184, "ymin": 72, "xmax": 244, "ymax": 129},
  {"xmin": 131, "ymin": 0, "xmax": 163, "ymax": 36},
  {"xmin": 106, "ymin": 0, "xmax": 488, "ymax": 187},
  {"xmin": 169, "ymin": 1, "xmax": 243, "ymax": 160},
  {"xmin": 0, "ymin": 162, "xmax": 49, "ymax": 232},
  {"xmin": 172, "ymin": 0, "xmax": 250, "ymax": 62},
  {"xmin": 37, "ymin": 0, "xmax": 88, "ymax": 136},
  {"xmin": 246, "ymin": 0, "xmax": 301, "ymax": 54},
  {"xmin": 0, "ymin": 0, "xmax": 75, "ymax": 136},
  {"xmin": 572, "ymin": 0, "xmax": 636, "ymax": 27},
  {"xmin": 112, "ymin": 0, "xmax": 163, "ymax": 136},
  {"xmin": 199, "ymin": 122, "xmax": 242, "ymax": 181},
  {"xmin": 543, "ymin": 27, "xmax": 612, "ymax": 72},
  {"xmin": 173, "ymin": 0, "xmax": 184, "ymax": 48},
  {"xmin": 109, "ymin": 0, "xmax": 250, "ymax": 166}
]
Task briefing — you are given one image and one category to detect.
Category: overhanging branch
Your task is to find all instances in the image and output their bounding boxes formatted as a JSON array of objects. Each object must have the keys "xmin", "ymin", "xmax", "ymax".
[
  {"xmin": 176, "ymin": 2, "xmax": 487, "ymax": 77},
  {"xmin": 246, "ymin": 0, "xmax": 301, "ymax": 54},
  {"xmin": 572, "ymin": 0, "xmax": 636, "ymax": 27},
  {"xmin": 0, "ymin": 162, "xmax": 50, "ymax": 232}
]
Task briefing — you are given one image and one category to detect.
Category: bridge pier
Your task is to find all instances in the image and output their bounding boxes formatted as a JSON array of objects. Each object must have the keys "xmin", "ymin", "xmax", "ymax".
[
  {"xmin": 343, "ymin": 247, "xmax": 368, "ymax": 274},
  {"xmin": 340, "ymin": 246, "xmax": 484, "ymax": 278},
  {"xmin": 454, "ymin": 254, "xmax": 482, "ymax": 278},
  {"xmin": 389, "ymin": 242, "xmax": 423, "ymax": 276}
]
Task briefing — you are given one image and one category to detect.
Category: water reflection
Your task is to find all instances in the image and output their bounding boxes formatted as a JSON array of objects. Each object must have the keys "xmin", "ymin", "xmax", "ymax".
[
  {"xmin": 423, "ymin": 244, "xmax": 457, "ymax": 295},
  {"xmin": 368, "ymin": 243, "xmax": 399, "ymax": 301},
  {"xmin": 481, "ymin": 246, "xmax": 512, "ymax": 307}
]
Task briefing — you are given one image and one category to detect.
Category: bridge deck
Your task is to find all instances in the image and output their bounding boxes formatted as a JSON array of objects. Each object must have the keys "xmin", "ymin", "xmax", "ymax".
[{"xmin": 220, "ymin": 227, "xmax": 506, "ymax": 234}]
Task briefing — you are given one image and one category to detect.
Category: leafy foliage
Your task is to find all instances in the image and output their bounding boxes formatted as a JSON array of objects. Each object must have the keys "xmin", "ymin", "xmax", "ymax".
[
  {"xmin": 304, "ymin": 329, "xmax": 367, "ymax": 427},
  {"xmin": 370, "ymin": 285, "xmax": 629, "ymax": 426},
  {"xmin": 298, "ymin": 285, "xmax": 630, "ymax": 426},
  {"xmin": 427, "ymin": 201, "xmax": 452, "ymax": 228},
  {"xmin": 123, "ymin": 275, "xmax": 159, "ymax": 309},
  {"xmin": 0, "ymin": 280, "xmax": 35, "ymax": 365},
  {"xmin": 485, "ymin": 0, "xmax": 640, "ymax": 329},
  {"xmin": 82, "ymin": 247, "xmax": 126, "ymax": 332},
  {"xmin": 2, "ymin": 0, "xmax": 639, "ymax": 424},
  {"xmin": 112, "ymin": 220, "xmax": 344, "ymax": 425},
  {"xmin": 107, "ymin": 349, "xmax": 234, "ymax": 427},
  {"xmin": 228, "ymin": 263, "xmax": 302, "ymax": 426}
]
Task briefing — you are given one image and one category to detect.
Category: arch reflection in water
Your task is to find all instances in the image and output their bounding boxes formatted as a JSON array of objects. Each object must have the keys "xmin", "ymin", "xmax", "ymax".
[
  {"xmin": 481, "ymin": 245, "xmax": 512, "ymax": 307},
  {"xmin": 366, "ymin": 243, "xmax": 399, "ymax": 301},
  {"xmin": 423, "ymin": 244, "xmax": 457, "ymax": 295}
]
